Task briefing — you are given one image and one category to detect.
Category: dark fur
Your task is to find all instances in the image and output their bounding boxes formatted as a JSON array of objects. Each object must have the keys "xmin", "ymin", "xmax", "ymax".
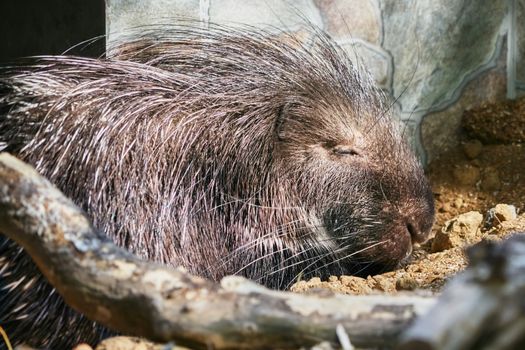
[{"xmin": 0, "ymin": 24, "xmax": 434, "ymax": 348}]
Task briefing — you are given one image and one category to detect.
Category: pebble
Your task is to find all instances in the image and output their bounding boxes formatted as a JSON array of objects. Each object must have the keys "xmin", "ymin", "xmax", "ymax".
[
  {"xmin": 73, "ymin": 344, "xmax": 93, "ymax": 350},
  {"xmin": 395, "ymin": 276, "xmax": 419, "ymax": 290},
  {"xmin": 485, "ymin": 204, "xmax": 517, "ymax": 228},
  {"xmin": 431, "ymin": 211, "xmax": 483, "ymax": 252}
]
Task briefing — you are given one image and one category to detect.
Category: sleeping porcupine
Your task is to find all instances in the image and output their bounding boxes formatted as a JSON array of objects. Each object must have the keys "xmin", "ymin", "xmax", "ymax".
[{"xmin": 0, "ymin": 24, "xmax": 434, "ymax": 348}]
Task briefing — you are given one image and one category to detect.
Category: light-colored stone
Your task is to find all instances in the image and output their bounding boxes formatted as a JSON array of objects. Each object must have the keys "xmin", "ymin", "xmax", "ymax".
[
  {"xmin": 486, "ymin": 204, "xmax": 518, "ymax": 228},
  {"xmin": 73, "ymin": 345, "xmax": 93, "ymax": 350},
  {"xmin": 339, "ymin": 275, "xmax": 373, "ymax": 294},
  {"xmin": 106, "ymin": 0, "xmax": 323, "ymax": 48},
  {"xmin": 493, "ymin": 204, "xmax": 518, "ymax": 222},
  {"xmin": 431, "ymin": 211, "xmax": 483, "ymax": 252},
  {"xmin": 369, "ymin": 274, "xmax": 396, "ymax": 293}
]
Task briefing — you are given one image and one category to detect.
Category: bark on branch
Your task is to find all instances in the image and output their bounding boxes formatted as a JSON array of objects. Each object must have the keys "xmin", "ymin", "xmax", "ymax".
[{"xmin": 0, "ymin": 153, "xmax": 435, "ymax": 349}]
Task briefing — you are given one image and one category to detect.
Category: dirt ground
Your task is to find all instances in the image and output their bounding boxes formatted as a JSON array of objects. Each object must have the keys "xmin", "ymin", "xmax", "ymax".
[{"xmin": 292, "ymin": 97, "xmax": 525, "ymax": 295}]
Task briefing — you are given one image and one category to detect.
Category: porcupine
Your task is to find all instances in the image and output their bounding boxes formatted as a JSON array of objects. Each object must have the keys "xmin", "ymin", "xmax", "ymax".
[{"xmin": 0, "ymin": 24, "xmax": 435, "ymax": 348}]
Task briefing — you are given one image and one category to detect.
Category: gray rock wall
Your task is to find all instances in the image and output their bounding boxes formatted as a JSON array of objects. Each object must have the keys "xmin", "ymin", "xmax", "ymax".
[{"xmin": 107, "ymin": 0, "xmax": 524, "ymax": 164}]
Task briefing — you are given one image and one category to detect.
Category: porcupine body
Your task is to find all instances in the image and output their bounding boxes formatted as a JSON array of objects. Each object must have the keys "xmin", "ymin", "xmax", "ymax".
[{"xmin": 0, "ymin": 24, "xmax": 434, "ymax": 348}]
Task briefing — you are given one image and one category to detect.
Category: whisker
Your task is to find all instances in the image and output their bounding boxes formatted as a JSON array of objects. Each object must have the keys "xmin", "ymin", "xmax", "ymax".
[{"xmin": 207, "ymin": 221, "xmax": 335, "ymax": 276}]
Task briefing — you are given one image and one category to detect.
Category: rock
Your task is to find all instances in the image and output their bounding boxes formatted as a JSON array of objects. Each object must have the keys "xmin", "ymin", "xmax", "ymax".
[
  {"xmin": 493, "ymin": 204, "xmax": 518, "ymax": 222},
  {"xmin": 210, "ymin": 0, "xmax": 323, "ymax": 30},
  {"xmin": 95, "ymin": 337, "xmax": 185, "ymax": 350},
  {"xmin": 396, "ymin": 276, "xmax": 419, "ymax": 291},
  {"xmin": 431, "ymin": 211, "xmax": 483, "ymax": 252},
  {"xmin": 485, "ymin": 204, "xmax": 518, "ymax": 228},
  {"xmin": 306, "ymin": 277, "xmax": 322, "ymax": 287},
  {"xmin": 462, "ymin": 140, "xmax": 483, "ymax": 159},
  {"xmin": 107, "ymin": 0, "xmax": 324, "ymax": 48},
  {"xmin": 519, "ymin": 2, "xmax": 525, "ymax": 83},
  {"xmin": 291, "ymin": 276, "xmax": 373, "ymax": 294},
  {"xmin": 73, "ymin": 345, "xmax": 94, "ymax": 350},
  {"xmin": 290, "ymin": 277, "xmax": 323, "ymax": 293},
  {"xmin": 453, "ymin": 165, "xmax": 480, "ymax": 186}
]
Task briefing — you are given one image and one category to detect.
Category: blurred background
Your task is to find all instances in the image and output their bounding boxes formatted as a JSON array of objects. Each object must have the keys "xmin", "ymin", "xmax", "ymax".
[{"xmin": 0, "ymin": 0, "xmax": 105, "ymax": 62}]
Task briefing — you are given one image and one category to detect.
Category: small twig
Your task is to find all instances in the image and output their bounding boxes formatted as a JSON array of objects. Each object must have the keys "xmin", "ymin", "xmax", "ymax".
[{"xmin": 336, "ymin": 324, "xmax": 354, "ymax": 350}]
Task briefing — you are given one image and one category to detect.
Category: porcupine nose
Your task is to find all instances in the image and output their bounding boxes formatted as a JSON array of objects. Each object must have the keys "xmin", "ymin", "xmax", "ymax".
[
  {"xmin": 404, "ymin": 200, "xmax": 434, "ymax": 244},
  {"xmin": 401, "ymin": 181, "xmax": 435, "ymax": 245}
]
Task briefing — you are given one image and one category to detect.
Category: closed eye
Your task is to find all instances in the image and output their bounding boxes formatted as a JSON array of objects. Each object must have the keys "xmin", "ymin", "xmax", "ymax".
[{"xmin": 333, "ymin": 145, "xmax": 360, "ymax": 156}]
